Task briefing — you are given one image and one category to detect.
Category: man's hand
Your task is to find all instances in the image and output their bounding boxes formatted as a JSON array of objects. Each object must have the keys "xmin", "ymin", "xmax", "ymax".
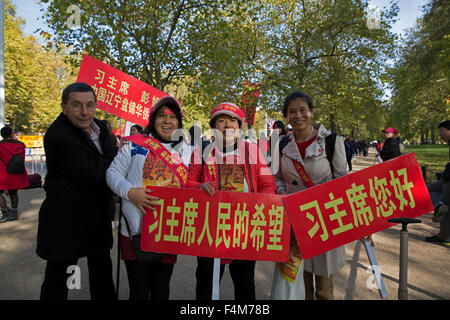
[{"xmin": 127, "ymin": 188, "xmax": 160, "ymax": 214}]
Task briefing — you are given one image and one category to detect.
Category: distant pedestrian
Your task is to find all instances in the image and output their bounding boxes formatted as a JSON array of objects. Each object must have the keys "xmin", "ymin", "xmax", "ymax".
[
  {"xmin": 130, "ymin": 124, "xmax": 143, "ymax": 135},
  {"xmin": 0, "ymin": 126, "xmax": 29, "ymax": 223},
  {"xmin": 393, "ymin": 129, "xmax": 405, "ymax": 154},
  {"xmin": 426, "ymin": 120, "xmax": 450, "ymax": 247},
  {"xmin": 379, "ymin": 127, "xmax": 401, "ymax": 162},
  {"xmin": 37, "ymin": 82, "xmax": 117, "ymax": 300}
]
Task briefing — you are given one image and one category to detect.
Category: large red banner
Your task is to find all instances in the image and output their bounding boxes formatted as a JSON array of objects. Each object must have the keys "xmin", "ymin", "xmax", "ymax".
[
  {"xmin": 141, "ymin": 186, "xmax": 290, "ymax": 262},
  {"xmin": 283, "ymin": 153, "xmax": 433, "ymax": 260},
  {"xmin": 76, "ymin": 55, "xmax": 170, "ymax": 127}
]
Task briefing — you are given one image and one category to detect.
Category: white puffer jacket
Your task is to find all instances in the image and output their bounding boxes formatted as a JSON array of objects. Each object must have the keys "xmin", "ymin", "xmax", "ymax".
[{"xmin": 106, "ymin": 135, "xmax": 193, "ymax": 237}]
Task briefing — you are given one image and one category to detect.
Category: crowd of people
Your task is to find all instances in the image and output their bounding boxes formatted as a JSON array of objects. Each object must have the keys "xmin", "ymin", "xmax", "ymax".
[{"xmin": 0, "ymin": 82, "xmax": 448, "ymax": 301}]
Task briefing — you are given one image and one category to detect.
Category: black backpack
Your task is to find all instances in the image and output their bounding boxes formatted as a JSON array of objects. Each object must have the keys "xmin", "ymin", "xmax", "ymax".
[
  {"xmin": 0, "ymin": 143, "xmax": 26, "ymax": 175},
  {"xmin": 279, "ymin": 132, "xmax": 337, "ymax": 175},
  {"xmin": 4, "ymin": 153, "xmax": 26, "ymax": 174}
]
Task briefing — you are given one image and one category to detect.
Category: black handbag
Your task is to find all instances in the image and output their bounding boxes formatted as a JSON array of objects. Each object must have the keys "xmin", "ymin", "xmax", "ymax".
[{"xmin": 123, "ymin": 214, "xmax": 166, "ymax": 263}]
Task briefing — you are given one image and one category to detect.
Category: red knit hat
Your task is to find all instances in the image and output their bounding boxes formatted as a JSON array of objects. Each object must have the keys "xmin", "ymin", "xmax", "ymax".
[
  {"xmin": 382, "ymin": 127, "xmax": 395, "ymax": 133},
  {"xmin": 209, "ymin": 102, "xmax": 246, "ymax": 128}
]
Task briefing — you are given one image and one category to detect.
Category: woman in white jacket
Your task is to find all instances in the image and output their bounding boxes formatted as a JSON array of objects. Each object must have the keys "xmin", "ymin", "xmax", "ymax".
[
  {"xmin": 271, "ymin": 91, "xmax": 347, "ymax": 300},
  {"xmin": 106, "ymin": 96, "xmax": 192, "ymax": 300}
]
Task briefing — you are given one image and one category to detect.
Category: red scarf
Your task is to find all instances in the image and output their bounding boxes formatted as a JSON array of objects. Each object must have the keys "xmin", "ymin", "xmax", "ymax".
[{"xmin": 124, "ymin": 134, "xmax": 188, "ymax": 186}]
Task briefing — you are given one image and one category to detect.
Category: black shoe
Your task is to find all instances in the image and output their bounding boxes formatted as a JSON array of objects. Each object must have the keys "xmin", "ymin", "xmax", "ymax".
[
  {"xmin": 425, "ymin": 235, "xmax": 450, "ymax": 247},
  {"xmin": 0, "ymin": 207, "xmax": 9, "ymax": 223},
  {"xmin": 433, "ymin": 204, "xmax": 448, "ymax": 223}
]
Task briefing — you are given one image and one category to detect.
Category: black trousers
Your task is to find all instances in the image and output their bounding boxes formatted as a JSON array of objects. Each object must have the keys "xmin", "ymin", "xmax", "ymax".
[
  {"xmin": 124, "ymin": 260, "xmax": 174, "ymax": 300},
  {"xmin": 40, "ymin": 249, "xmax": 116, "ymax": 300},
  {"xmin": 196, "ymin": 257, "xmax": 256, "ymax": 300}
]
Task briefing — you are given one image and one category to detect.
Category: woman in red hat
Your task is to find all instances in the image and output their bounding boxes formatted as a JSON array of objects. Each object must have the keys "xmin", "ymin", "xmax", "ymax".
[
  {"xmin": 379, "ymin": 127, "xmax": 401, "ymax": 162},
  {"xmin": 186, "ymin": 102, "xmax": 276, "ymax": 300},
  {"xmin": 107, "ymin": 95, "xmax": 193, "ymax": 300}
]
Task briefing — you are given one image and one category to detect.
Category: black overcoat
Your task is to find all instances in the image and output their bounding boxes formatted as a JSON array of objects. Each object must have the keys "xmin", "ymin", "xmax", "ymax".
[{"xmin": 36, "ymin": 113, "xmax": 116, "ymax": 261}]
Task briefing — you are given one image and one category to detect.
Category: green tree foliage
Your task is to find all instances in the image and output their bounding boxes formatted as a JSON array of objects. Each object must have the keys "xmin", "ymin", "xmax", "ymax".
[
  {"xmin": 389, "ymin": 0, "xmax": 449, "ymax": 143},
  {"xmin": 40, "ymin": 0, "xmax": 398, "ymax": 138},
  {"xmin": 4, "ymin": 0, "xmax": 75, "ymax": 133}
]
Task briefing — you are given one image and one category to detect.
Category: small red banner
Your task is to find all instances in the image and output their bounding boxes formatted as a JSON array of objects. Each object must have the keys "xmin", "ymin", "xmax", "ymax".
[
  {"xmin": 76, "ymin": 55, "xmax": 170, "ymax": 127},
  {"xmin": 141, "ymin": 186, "xmax": 290, "ymax": 262},
  {"xmin": 283, "ymin": 153, "xmax": 434, "ymax": 260}
]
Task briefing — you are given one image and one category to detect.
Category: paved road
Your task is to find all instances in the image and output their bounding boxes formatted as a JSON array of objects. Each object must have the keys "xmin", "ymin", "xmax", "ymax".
[{"xmin": 0, "ymin": 148, "xmax": 449, "ymax": 300}]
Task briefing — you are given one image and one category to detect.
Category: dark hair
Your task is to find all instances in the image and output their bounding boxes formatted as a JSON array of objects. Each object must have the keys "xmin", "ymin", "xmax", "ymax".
[
  {"xmin": 1, "ymin": 126, "xmax": 13, "ymax": 139},
  {"xmin": 273, "ymin": 120, "xmax": 287, "ymax": 136},
  {"xmin": 62, "ymin": 82, "xmax": 97, "ymax": 104},
  {"xmin": 131, "ymin": 124, "xmax": 143, "ymax": 133},
  {"xmin": 282, "ymin": 91, "xmax": 314, "ymax": 117},
  {"xmin": 438, "ymin": 120, "xmax": 450, "ymax": 130},
  {"xmin": 144, "ymin": 102, "xmax": 183, "ymax": 143}
]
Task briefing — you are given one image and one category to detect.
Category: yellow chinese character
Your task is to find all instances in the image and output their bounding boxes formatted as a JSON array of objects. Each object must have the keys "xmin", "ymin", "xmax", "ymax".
[
  {"xmin": 250, "ymin": 204, "xmax": 267, "ymax": 251},
  {"xmin": 177, "ymin": 166, "xmax": 187, "ymax": 177},
  {"xmin": 197, "ymin": 202, "xmax": 213, "ymax": 246},
  {"xmin": 97, "ymin": 87, "xmax": 107, "ymax": 102},
  {"xmin": 215, "ymin": 202, "xmax": 231, "ymax": 248},
  {"xmin": 152, "ymin": 95, "xmax": 159, "ymax": 107},
  {"xmin": 325, "ymin": 192, "xmax": 353, "ymax": 236},
  {"xmin": 129, "ymin": 100, "xmax": 136, "ymax": 115},
  {"xmin": 267, "ymin": 205, "xmax": 284, "ymax": 251},
  {"xmin": 121, "ymin": 97, "xmax": 129, "ymax": 112},
  {"xmin": 390, "ymin": 168, "xmax": 415, "ymax": 211},
  {"xmin": 232, "ymin": 202, "xmax": 249, "ymax": 249},
  {"xmin": 300, "ymin": 200, "xmax": 329, "ymax": 241},
  {"xmin": 143, "ymin": 107, "xmax": 150, "ymax": 121},
  {"xmin": 107, "ymin": 75, "xmax": 117, "ymax": 90},
  {"xmin": 141, "ymin": 91, "xmax": 150, "ymax": 105},
  {"xmin": 369, "ymin": 176, "xmax": 397, "ymax": 217},
  {"xmin": 180, "ymin": 198, "xmax": 198, "ymax": 247},
  {"xmin": 136, "ymin": 104, "xmax": 143, "ymax": 118},
  {"xmin": 119, "ymin": 81, "xmax": 130, "ymax": 95},
  {"xmin": 346, "ymin": 183, "xmax": 373, "ymax": 227},
  {"xmin": 95, "ymin": 69, "xmax": 105, "ymax": 84},
  {"xmin": 163, "ymin": 198, "xmax": 180, "ymax": 242},
  {"xmin": 113, "ymin": 95, "xmax": 122, "ymax": 109},
  {"xmin": 105, "ymin": 91, "xmax": 114, "ymax": 106},
  {"xmin": 148, "ymin": 199, "xmax": 165, "ymax": 242}
]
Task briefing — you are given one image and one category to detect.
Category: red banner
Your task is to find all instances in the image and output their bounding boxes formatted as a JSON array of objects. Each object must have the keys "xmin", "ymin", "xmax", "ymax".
[
  {"xmin": 141, "ymin": 186, "xmax": 290, "ymax": 262},
  {"xmin": 76, "ymin": 55, "xmax": 170, "ymax": 127},
  {"xmin": 283, "ymin": 153, "xmax": 434, "ymax": 260}
]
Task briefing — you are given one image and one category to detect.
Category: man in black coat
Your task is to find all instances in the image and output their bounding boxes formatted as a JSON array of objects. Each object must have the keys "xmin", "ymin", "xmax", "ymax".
[
  {"xmin": 37, "ymin": 82, "xmax": 117, "ymax": 300},
  {"xmin": 379, "ymin": 127, "xmax": 401, "ymax": 162}
]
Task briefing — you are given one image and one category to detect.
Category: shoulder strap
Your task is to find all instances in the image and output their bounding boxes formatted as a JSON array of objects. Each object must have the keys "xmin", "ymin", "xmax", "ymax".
[
  {"xmin": 278, "ymin": 135, "xmax": 290, "ymax": 155},
  {"xmin": 325, "ymin": 132, "xmax": 337, "ymax": 176}
]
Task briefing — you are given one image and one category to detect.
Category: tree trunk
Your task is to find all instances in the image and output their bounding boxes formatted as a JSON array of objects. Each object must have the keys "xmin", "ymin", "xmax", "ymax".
[{"xmin": 330, "ymin": 113, "xmax": 337, "ymax": 133}]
